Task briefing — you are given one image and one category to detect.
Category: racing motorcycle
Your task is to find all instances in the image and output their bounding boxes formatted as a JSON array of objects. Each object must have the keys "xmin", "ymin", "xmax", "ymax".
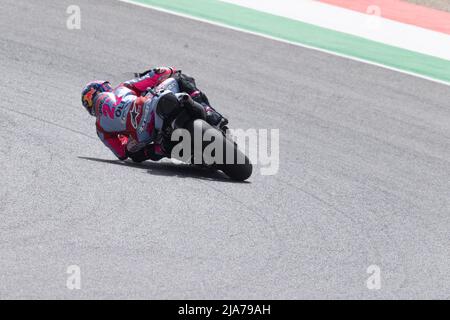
[{"xmin": 147, "ymin": 78, "xmax": 253, "ymax": 181}]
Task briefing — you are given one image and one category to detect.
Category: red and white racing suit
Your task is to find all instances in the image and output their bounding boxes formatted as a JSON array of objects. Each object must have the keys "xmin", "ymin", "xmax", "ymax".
[{"xmin": 93, "ymin": 67, "xmax": 179, "ymax": 160}]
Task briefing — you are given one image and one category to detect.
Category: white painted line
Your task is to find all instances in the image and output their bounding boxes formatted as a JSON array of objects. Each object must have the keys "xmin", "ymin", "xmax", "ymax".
[{"xmin": 117, "ymin": 0, "xmax": 450, "ymax": 87}]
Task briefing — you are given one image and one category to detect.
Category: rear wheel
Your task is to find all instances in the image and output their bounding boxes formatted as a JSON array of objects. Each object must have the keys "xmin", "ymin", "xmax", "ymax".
[{"xmin": 185, "ymin": 119, "xmax": 252, "ymax": 181}]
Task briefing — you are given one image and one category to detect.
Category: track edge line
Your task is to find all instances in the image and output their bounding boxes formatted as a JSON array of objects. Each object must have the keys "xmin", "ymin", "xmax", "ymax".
[{"xmin": 118, "ymin": 0, "xmax": 450, "ymax": 87}]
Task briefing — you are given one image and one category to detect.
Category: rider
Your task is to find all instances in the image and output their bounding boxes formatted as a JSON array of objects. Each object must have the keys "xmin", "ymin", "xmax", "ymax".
[{"xmin": 81, "ymin": 67, "xmax": 227, "ymax": 163}]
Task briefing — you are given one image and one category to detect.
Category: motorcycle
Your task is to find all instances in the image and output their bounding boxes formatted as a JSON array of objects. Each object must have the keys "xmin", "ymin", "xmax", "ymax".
[{"xmin": 147, "ymin": 78, "xmax": 253, "ymax": 181}]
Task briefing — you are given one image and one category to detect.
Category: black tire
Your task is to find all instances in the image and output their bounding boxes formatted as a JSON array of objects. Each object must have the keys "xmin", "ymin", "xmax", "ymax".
[{"xmin": 185, "ymin": 119, "xmax": 252, "ymax": 181}]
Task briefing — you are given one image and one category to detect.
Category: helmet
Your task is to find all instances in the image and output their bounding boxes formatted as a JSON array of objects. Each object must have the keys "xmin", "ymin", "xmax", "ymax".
[{"xmin": 81, "ymin": 81, "xmax": 113, "ymax": 116}]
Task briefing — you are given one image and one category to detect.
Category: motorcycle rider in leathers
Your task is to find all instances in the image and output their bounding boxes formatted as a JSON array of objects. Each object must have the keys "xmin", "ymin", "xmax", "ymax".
[{"xmin": 81, "ymin": 67, "xmax": 227, "ymax": 163}]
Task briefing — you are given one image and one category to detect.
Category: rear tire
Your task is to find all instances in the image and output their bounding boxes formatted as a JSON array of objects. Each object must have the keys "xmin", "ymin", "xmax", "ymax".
[{"xmin": 185, "ymin": 119, "xmax": 252, "ymax": 181}]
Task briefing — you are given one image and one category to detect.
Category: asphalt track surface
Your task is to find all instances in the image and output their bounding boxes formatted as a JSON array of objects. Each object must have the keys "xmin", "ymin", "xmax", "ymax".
[
  {"xmin": 1, "ymin": 0, "xmax": 449, "ymax": 299},
  {"xmin": 407, "ymin": 0, "xmax": 450, "ymax": 12}
]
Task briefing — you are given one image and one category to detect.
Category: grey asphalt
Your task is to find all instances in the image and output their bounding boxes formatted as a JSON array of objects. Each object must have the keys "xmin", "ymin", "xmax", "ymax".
[
  {"xmin": 407, "ymin": 0, "xmax": 450, "ymax": 12},
  {"xmin": 1, "ymin": 0, "xmax": 449, "ymax": 299}
]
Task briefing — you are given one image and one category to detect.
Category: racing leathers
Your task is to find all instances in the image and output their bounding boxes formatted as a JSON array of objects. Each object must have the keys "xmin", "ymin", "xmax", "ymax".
[{"xmin": 93, "ymin": 67, "xmax": 225, "ymax": 162}]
